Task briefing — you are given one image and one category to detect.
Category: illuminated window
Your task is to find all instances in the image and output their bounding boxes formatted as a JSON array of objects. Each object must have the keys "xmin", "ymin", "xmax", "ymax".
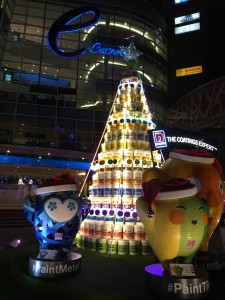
[
  {"xmin": 4, "ymin": 72, "xmax": 12, "ymax": 82},
  {"xmin": 12, "ymin": 33, "xmax": 20, "ymax": 42}
]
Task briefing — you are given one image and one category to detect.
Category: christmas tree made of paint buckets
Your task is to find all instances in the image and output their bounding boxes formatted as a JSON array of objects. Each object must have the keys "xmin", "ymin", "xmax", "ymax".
[
  {"xmin": 89, "ymin": 72, "xmax": 162, "ymax": 210},
  {"xmin": 77, "ymin": 45, "xmax": 163, "ymax": 255}
]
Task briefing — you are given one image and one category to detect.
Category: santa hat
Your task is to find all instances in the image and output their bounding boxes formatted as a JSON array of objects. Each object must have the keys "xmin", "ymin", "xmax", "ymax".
[
  {"xmin": 142, "ymin": 178, "xmax": 197, "ymax": 217},
  {"xmin": 35, "ymin": 172, "xmax": 77, "ymax": 195},
  {"xmin": 169, "ymin": 149, "xmax": 223, "ymax": 178}
]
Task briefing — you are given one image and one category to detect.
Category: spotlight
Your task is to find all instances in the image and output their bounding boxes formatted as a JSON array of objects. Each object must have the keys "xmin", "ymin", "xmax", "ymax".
[{"xmin": 9, "ymin": 239, "xmax": 21, "ymax": 248}]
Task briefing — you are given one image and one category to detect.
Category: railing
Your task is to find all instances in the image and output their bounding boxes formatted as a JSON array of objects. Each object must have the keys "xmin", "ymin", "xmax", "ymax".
[
  {"xmin": 0, "ymin": 209, "xmax": 32, "ymax": 228},
  {"xmin": 0, "ymin": 184, "xmax": 36, "ymax": 209}
]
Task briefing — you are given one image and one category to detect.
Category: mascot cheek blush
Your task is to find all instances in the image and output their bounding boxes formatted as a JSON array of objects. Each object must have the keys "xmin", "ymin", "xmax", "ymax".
[
  {"xmin": 23, "ymin": 173, "xmax": 91, "ymax": 256},
  {"xmin": 136, "ymin": 177, "xmax": 209, "ymax": 271},
  {"xmin": 161, "ymin": 149, "xmax": 224, "ymax": 252}
]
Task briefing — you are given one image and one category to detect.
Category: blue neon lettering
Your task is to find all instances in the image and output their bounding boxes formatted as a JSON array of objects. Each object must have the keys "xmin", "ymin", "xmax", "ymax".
[
  {"xmin": 89, "ymin": 42, "xmax": 125, "ymax": 57},
  {"xmin": 48, "ymin": 6, "xmax": 101, "ymax": 58}
]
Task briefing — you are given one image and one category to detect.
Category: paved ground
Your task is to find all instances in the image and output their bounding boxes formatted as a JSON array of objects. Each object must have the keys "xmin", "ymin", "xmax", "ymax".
[
  {"xmin": 1, "ymin": 222, "xmax": 225, "ymax": 299},
  {"xmin": 1, "ymin": 226, "xmax": 225, "ymax": 299},
  {"xmin": 0, "ymin": 227, "xmax": 36, "ymax": 249}
]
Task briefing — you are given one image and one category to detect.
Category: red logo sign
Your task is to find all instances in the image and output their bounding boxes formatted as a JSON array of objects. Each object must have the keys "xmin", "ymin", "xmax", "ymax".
[
  {"xmin": 55, "ymin": 233, "xmax": 63, "ymax": 240},
  {"xmin": 153, "ymin": 130, "xmax": 167, "ymax": 148},
  {"xmin": 186, "ymin": 240, "xmax": 195, "ymax": 249}
]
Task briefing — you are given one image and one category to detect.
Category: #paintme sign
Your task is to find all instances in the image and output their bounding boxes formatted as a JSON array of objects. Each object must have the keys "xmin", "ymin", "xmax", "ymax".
[{"xmin": 176, "ymin": 65, "xmax": 202, "ymax": 77}]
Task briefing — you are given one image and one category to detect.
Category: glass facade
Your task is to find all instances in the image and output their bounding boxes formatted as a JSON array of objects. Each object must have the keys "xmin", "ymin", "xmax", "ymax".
[{"xmin": 0, "ymin": 0, "xmax": 168, "ymax": 154}]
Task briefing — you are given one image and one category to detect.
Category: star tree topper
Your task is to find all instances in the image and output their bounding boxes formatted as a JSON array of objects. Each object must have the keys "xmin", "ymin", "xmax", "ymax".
[{"xmin": 120, "ymin": 42, "xmax": 143, "ymax": 70}]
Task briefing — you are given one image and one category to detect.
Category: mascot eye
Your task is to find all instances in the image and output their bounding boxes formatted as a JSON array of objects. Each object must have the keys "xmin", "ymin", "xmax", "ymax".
[
  {"xmin": 187, "ymin": 177, "xmax": 201, "ymax": 192},
  {"xmin": 219, "ymin": 180, "xmax": 224, "ymax": 195},
  {"xmin": 44, "ymin": 197, "xmax": 78, "ymax": 223},
  {"xmin": 176, "ymin": 205, "xmax": 186, "ymax": 211}
]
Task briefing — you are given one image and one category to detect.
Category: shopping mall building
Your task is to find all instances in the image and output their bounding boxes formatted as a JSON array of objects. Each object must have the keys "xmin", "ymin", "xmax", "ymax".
[
  {"xmin": 0, "ymin": 0, "xmax": 169, "ymax": 187},
  {"xmin": 1, "ymin": 0, "xmax": 225, "ymax": 194}
]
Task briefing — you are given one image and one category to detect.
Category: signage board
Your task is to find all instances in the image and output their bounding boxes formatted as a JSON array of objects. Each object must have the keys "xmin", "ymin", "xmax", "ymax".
[
  {"xmin": 48, "ymin": 6, "xmax": 127, "ymax": 59},
  {"xmin": 147, "ymin": 128, "xmax": 218, "ymax": 154},
  {"xmin": 48, "ymin": 6, "xmax": 101, "ymax": 58},
  {"xmin": 152, "ymin": 130, "xmax": 167, "ymax": 149},
  {"xmin": 174, "ymin": 0, "xmax": 191, "ymax": 4},
  {"xmin": 175, "ymin": 22, "xmax": 200, "ymax": 35},
  {"xmin": 89, "ymin": 42, "xmax": 125, "ymax": 57},
  {"xmin": 175, "ymin": 12, "xmax": 200, "ymax": 25},
  {"xmin": 176, "ymin": 65, "xmax": 202, "ymax": 77}
]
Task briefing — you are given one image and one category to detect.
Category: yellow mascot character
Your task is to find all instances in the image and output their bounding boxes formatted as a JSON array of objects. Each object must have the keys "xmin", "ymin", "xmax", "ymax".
[
  {"xmin": 161, "ymin": 148, "xmax": 224, "ymax": 252},
  {"xmin": 136, "ymin": 177, "xmax": 209, "ymax": 271}
]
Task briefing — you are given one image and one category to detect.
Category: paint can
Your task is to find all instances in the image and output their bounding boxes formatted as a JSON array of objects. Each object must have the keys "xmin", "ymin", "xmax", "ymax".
[
  {"xmin": 118, "ymin": 239, "xmax": 128, "ymax": 255},
  {"xmin": 112, "ymin": 223, "xmax": 123, "ymax": 240},
  {"xmin": 129, "ymin": 239, "xmax": 140, "ymax": 255},
  {"xmin": 89, "ymin": 237, "xmax": 97, "ymax": 252},
  {"xmin": 141, "ymin": 240, "xmax": 152, "ymax": 255},
  {"xmin": 101, "ymin": 223, "xmax": 112, "ymax": 239},
  {"xmin": 123, "ymin": 224, "xmax": 134, "ymax": 240},
  {"xmin": 97, "ymin": 238, "xmax": 107, "ymax": 253},
  {"xmin": 107, "ymin": 239, "xmax": 118, "ymax": 254},
  {"xmin": 134, "ymin": 224, "xmax": 145, "ymax": 240}
]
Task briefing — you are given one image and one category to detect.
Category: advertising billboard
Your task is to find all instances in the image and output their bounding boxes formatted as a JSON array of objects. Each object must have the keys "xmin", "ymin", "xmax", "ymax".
[
  {"xmin": 175, "ymin": 12, "xmax": 200, "ymax": 25},
  {"xmin": 174, "ymin": 0, "xmax": 191, "ymax": 4},
  {"xmin": 175, "ymin": 22, "xmax": 200, "ymax": 34},
  {"xmin": 147, "ymin": 128, "xmax": 218, "ymax": 155},
  {"xmin": 176, "ymin": 65, "xmax": 202, "ymax": 77}
]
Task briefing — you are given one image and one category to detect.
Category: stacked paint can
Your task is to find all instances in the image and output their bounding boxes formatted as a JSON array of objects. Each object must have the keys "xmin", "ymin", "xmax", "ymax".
[
  {"xmin": 75, "ymin": 208, "xmax": 152, "ymax": 255},
  {"xmin": 85, "ymin": 73, "xmax": 163, "ymax": 255}
]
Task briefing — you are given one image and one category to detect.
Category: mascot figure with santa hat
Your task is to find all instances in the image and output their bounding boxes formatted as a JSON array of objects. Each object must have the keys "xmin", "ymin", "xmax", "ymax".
[{"xmin": 23, "ymin": 172, "xmax": 90, "ymax": 278}]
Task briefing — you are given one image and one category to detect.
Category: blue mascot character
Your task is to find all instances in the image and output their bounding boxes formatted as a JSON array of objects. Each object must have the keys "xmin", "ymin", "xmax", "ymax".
[{"xmin": 23, "ymin": 172, "xmax": 91, "ymax": 257}]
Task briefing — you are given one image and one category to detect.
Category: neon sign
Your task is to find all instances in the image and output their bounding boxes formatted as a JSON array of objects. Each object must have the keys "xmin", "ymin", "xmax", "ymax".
[
  {"xmin": 89, "ymin": 42, "xmax": 125, "ymax": 57},
  {"xmin": 166, "ymin": 136, "xmax": 217, "ymax": 152},
  {"xmin": 175, "ymin": 22, "xmax": 200, "ymax": 35},
  {"xmin": 174, "ymin": 12, "xmax": 200, "ymax": 25},
  {"xmin": 174, "ymin": 0, "xmax": 191, "ymax": 4},
  {"xmin": 48, "ymin": 6, "xmax": 101, "ymax": 58},
  {"xmin": 148, "ymin": 128, "xmax": 218, "ymax": 153}
]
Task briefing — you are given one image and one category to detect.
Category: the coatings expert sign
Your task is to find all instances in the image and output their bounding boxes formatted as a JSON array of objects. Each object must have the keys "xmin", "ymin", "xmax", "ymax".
[
  {"xmin": 148, "ymin": 128, "xmax": 218, "ymax": 154},
  {"xmin": 176, "ymin": 65, "xmax": 202, "ymax": 77},
  {"xmin": 166, "ymin": 136, "xmax": 217, "ymax": 152}
]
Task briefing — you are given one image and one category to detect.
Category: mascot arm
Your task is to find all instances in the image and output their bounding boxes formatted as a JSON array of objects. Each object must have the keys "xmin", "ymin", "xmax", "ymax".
[{"xmin": 136, "ymin": 196, "xmax": 155, "ymax": 231}]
